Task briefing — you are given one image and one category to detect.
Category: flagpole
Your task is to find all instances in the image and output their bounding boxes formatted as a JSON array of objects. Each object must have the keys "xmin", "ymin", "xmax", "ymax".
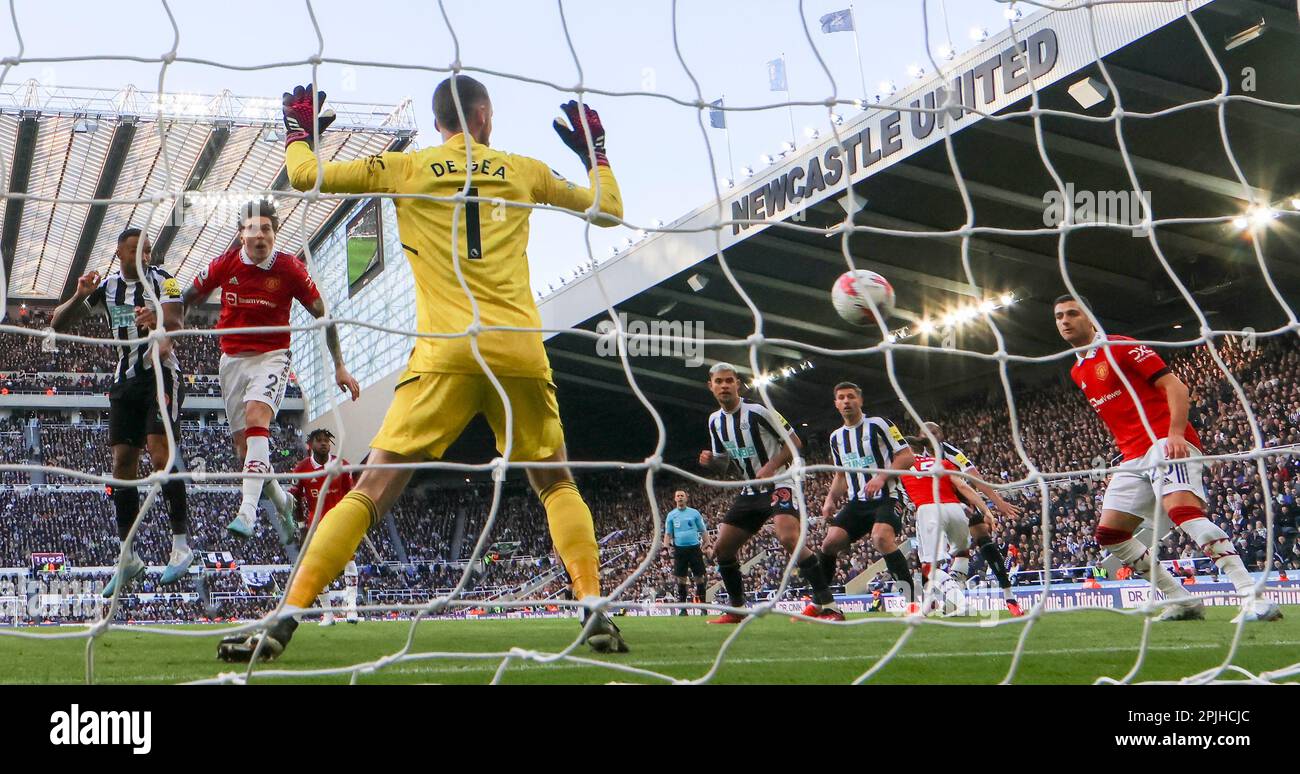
[
  {"xmin": 849, "ymin": 5, "xmax": 867, "ymax": 102},
  {"xmin": 722, "ymin": 94, "xmax": 735, "ymax": 181},
  {"xmin": 782, "ymin": 53, "xmax": 797, "ymax": 147}
]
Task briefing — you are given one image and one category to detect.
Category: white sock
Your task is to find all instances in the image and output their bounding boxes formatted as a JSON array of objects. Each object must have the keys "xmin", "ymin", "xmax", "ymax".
[
  {"xmin": 1104, "ymin": 537, "xmax": 1192, "ymax": 600},
  {"xmin": 1180, "ymin": 517, "xmax": 1256, "ymax": 596},
  {"xmin": 950, "ymin": 556, "xmax": 969, "ymax": 583},
  {"xmin": 263, "ymin": 478, "xmax": 289, "ymax": 513},
  {"xmin": 240, "ymin": 433, "xmax": 271, "ymax": 517},
  {"xmin": 317, "ymin": 592, "xmax": 331, "ymax": 611},
  {"xmin": 171, "ymin": 533, "xmax": 189, "ymax": 551},
  {"xmin": 344, "ymin": 560, "xmax": 359, "ymax": 616}
]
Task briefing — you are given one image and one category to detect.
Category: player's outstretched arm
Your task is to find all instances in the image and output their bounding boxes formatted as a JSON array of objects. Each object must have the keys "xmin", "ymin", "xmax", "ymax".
[
  {"xmin": 51, "ymin": 271, "xmax": 100, "ymax": 331},
  {"xmin": 306, "ymin": 297, "xmax": 361, "ymax": 401},
  {"xmin": 953, "ymin": 478, "xmax": 994, "ymax": 523},
  {"xmin": 282, "ymin": 84, "xmax": 402, "ymax": 194},
  {"xmin": 964, "ymin": 467, "xmax": 1021, "ymax": 518}
]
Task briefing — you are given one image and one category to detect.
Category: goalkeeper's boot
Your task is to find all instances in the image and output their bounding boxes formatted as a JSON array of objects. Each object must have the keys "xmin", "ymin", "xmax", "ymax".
[
  {"xmin": 1232, "ymin": 598, "xmax": 1282, "ymax": 623},
  {"xmin": 218, "ymin": 617, "xmax": 298, "ymax": 663},
  {"xmin": 581, "ymin": 610, "xmax": 629, "ymax": 654},
  {"xmin": 226, "ymin": 505, "xmax": 257, "ymax": 539},
  {"xmin": 1154, "ymin": 598, "xmax": 1205, "ymax": 622},
  {"xmin": 160, "ymin": 545, "xmax": 195, "ymax": 584},
  {"xmin": 813, "ymin": 606, "xmax": 846, "ymax": 622},
  {"xmin": 102, "ymin": 553, "xmax": 147, "ymax": 598},
  {"xmin": 1005, "ymin": 598, "xmax": 1024, "ymax": 617}
]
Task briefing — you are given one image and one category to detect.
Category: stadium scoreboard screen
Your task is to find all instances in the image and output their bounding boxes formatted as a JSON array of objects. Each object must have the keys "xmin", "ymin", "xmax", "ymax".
[{"xmin": 346, "ymin": 198, "xmax": 385, "ymax": 298}]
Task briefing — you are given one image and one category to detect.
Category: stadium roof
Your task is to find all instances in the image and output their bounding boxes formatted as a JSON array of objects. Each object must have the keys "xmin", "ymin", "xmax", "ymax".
[
  {"xmin": 521, "ymin": 0, "xmax": 1300, "ymax": 466},
  {"xmin": 0, "ymin": 82, "xmax": 415, "ymax": 301}
]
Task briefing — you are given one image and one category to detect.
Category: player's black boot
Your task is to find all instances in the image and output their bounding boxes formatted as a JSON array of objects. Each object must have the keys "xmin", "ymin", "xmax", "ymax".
[
  {"xmin": 217, "ymin": 616, "xmax": 299, "ymax": 663},
  {"xmin": 581, "ymin": 609, "xmax": 630, "ymax": 654}
]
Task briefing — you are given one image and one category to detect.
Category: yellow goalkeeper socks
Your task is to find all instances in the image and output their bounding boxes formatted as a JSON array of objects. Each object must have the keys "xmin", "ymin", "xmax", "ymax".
[
  {"xmin": 539, "ymin": 480, "xmax": 601, "ymax": 599},
  {"xmin": 287, "ymin": 491, "xmax": 377, "ymax": 609}
]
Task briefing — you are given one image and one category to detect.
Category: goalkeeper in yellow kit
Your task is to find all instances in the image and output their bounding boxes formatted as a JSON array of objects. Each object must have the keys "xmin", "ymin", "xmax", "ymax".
[{"xmin": 219, "ymin": 76, "xmax": 627, "ymax": 661}]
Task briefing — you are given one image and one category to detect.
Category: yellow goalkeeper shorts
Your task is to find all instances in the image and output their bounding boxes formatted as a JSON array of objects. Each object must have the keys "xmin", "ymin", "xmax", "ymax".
[{"xmin": 370, "ymin": 369, "xmax": 565, "ymax": 461}]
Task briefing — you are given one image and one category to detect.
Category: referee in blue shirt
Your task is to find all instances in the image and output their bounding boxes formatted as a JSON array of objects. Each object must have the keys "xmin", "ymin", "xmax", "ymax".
[{"xmin": 663, "ymin": 490, "xmax": 710, "ymax": 615}]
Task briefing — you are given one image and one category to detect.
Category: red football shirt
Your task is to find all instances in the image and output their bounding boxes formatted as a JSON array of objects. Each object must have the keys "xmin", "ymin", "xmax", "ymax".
[
  {"xmin": 191, "ymin": 246, "xmax": 321, "ymax": 355},
  {"xmin": 900, "ymin": 454, "xmax": 961, "ymax": 506},
  {"xmin": 1069, "ymin": 334, "xmax": 1201, "ymax": 460},
  {"xmin": 288, "ymin": 454, "xmax": 353, "ymax": 527}
]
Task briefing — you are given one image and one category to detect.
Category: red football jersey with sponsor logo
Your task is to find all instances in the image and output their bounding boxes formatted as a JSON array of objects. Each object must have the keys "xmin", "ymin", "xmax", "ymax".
[
  {"xmin": 1069, "ymin": 334, "xmax": 1201, "ymax": 461},
  {"xmin": 288, "ymin": 454, "xmax": 353, "ymax": 527},
  {"xmin": 190, "ymin": 246, "xmax": 321, "ymax": 355},
  {"xmin": 900, "ymin": 454, "xmax": 961, "ymax": 506}
]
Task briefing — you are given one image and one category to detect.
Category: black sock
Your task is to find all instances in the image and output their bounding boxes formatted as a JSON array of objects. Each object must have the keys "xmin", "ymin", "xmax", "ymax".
[
  {"xmin": 818, "ymin": 551, "xmax": 837, "ymax": 587},
  {"xmin": 162, "ymin": 475, "xmax": 188, "ymax": 535},
  {"xmin": 884, "ymin": 549, "xmax": 916, "ymax": 602},
  {"xmin": 797, "ymin": 554, "xmax": 834, "ymax": 605},
  {"xmin": 977, "ymin": 536, "xmax": 1012, "ymax": 589},
  {"xmin": 111, "ymin": 485, "xmax": 139, "ymax": 541},
  {"xmin": 677, "ymin": 582, "xmax": 688, "ymax": 603},
  {"xmin": 694, "ymin": 580, "xmax": 706, "ymax": 602},
  {"xmin": 718, "ymin": 560, "xmax": 746, "ymax": 608}
]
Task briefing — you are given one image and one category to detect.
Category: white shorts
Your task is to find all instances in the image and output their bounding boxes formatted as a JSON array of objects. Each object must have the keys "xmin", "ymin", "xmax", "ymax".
[
  {"xmin": 1101, "ymin": 438, "xmax": 1207, "ymax": 523},
  {"xmin": 219, "ymin": 349, "xmax": 292, "ymax": 435},
  {"xmin": 915, "ymin": 503, "xmax": 970, "ymax": 564}
]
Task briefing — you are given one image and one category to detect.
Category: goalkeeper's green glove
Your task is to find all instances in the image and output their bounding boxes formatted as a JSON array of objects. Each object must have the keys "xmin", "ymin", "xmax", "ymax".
[
  {"xmin": 282, "ymin": 83, "xmax": 336, "ymax": 149},
  {"xmin": 552, "ymin": 100, "xmax": 608, "ymax": 171}
]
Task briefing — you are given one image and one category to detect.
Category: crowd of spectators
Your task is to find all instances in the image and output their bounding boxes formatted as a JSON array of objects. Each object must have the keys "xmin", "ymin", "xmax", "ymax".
[
  {"xmin": 0, "ymin": 333, "xmax": 1297, "ymax": 620},
  {"xmin": 2, "ymin": 308, "xmax": 224, "ymax": 375}
]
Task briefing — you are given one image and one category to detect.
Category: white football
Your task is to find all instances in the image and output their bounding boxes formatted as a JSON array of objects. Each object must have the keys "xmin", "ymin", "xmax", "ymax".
[{"xmin": 831, "ymin": 269, "xmax": 895, "ymax": 326}]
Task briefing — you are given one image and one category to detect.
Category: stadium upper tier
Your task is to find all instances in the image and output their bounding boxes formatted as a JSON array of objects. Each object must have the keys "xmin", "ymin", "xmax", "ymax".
[{"xmin": 0, "ymin": 81, "xmax": 415, "ymax": 301}]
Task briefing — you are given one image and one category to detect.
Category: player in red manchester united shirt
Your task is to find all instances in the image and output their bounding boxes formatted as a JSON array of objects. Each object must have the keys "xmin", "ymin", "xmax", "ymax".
[
  {"xmin": 288, "ymin": 428, "xmax": 359, "ymax": 625},
  {"xmin": 1055, "ymin": 295, "xmax": 1279, "ymax": 622},
  {"xmin": 179, "ymin": 200, "xmax": 362, "ymax": 542},
  {"xmin": 899, "ymin": 437, "xmax": 1000, "ymax": 616}
]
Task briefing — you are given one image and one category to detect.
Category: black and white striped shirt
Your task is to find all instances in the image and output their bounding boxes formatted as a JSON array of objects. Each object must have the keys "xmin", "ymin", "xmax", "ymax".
[
  {"xmin": 83, "ymin": 267, "xmax": 183, "ymax": 382},
  {"xmin": 829, "ymin": 415, "xmax": 908, "ymax": 501},
  {"xmin": 707, "ymin": 400, "xmax": 794, "ymax": 495},
  {"xmin": 938, "ymin": 440, "xmax": 976, "ymax": 472}
]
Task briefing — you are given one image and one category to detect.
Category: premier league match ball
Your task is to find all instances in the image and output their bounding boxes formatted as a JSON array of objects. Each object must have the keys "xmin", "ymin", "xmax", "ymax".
[{"xmin": 831, "ymin": 269, "xmax": 895, "ymax": 327}]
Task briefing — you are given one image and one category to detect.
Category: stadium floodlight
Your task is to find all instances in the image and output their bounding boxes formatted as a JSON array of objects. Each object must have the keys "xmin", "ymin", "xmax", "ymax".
[
  {"xmin": 1068, "ymin": 76, "xmax": 1110, "ymax": 109},
  {"xmin": 1000, "ymin": 292, "xmax": 1015, "ymax": 306},
  {"xmin": 739, "ymin": 165, "xmax": 754, "ymax": 177},
  {"xmin": 942, "ymin": 312, "xmax": 957, "ymax": 327},
  {"xmin": 1290, "ymin": 197, "xmax": 1300, "ymax": 211},
  {"xmin": 804, "ymin": 126, "xmax": 819, "ymax": 140},
  {"xmin": 717, "ymin": 176, "xmax": 733, "ymax": 189},
  {"xmin": 918, "ymin": 320, "xmax": 935, "ymax": 334},
  {"xmin": 779, "ymin": 141, "xmax": 795, "ymax": 154},
  {"xmin": 1004, "ymin": 6, "xmax": 1023, "ymax": 22},
  {"xmin": 936, "ymin": 44, "xmax": 956, "ymax": 61},
  {"xmin": 969, "ymin": 26, "xmax": 989, "ymax": 42},
  {"xmin": 957, "ymin": 306, "xmax": 979, "ymax": 322},
  {"xmin": 1225, "ymin": 18, "xmax": 1265, "ymax": 51},
  {"xmin": 650, "ymin": 218, "xmax": 664, "ymax": 228},
  {"xmin": 1231, "ymin": 215, "xmax": 1249, "ymax": 230},
  {"xmin": 830, "ymin": 112, "xmax": 844, "ymax": 126},
  {"xmin": 877, "ymin": 80, "xmax": 897, "ymax": 96},
  {"xmin": 906, "ymin": 64, "xmax": 925, "ymax": 79},
  {"xmin": 1249, "ymin": 206, "xmax": 1277, "ymax": 228},
  {"xmin": 759, "ymin": 154, "xmax": 773, "ymax": 166},
  {"xmin": 978, "ymin": 300, "xmax": 996, "ymax": 314}
]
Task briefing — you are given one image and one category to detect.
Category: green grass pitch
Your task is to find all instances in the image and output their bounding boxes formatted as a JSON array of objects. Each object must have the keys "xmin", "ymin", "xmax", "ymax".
[
  {"xmin": 347, "ymin": 235, "xmax": 378, "ymax": 285},
  {"xmin": 1, "ymin": 607, "xmax": 1296, "ymax": 684}
]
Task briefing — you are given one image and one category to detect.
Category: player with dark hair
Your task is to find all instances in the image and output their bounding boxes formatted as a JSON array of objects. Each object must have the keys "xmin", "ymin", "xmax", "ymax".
[
  {"xmin": 287, "ymin": 428, "xmax": 359, "ymax": 625},
  {"xmin": 917, "ymin": 421, "xmax": 1022, "ymax": 616},
  {"xmin": 1054, "ymin": 295, "xmax": 1279, "ymax": 622},
  {"xmin": 220, "ymin": 76, "xmax": 626, "ymax": 661},
  {"xmin": 699, "ymin": 362, "xmax": 838, "ymax": 623},
  {"xmin": 173, "ymin": 199, "xmax": 361, "ymax": 544},
  {"xmin": 52, "ymin": 227, "xmax": 193, "ymax": 593},
  {"xmin": 662, "ymin": 489, "xmax": 710, "ymax": 614},
  {"xmin": 815, "ymin": 381, "xmax": 918, "ymax": 613}
]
